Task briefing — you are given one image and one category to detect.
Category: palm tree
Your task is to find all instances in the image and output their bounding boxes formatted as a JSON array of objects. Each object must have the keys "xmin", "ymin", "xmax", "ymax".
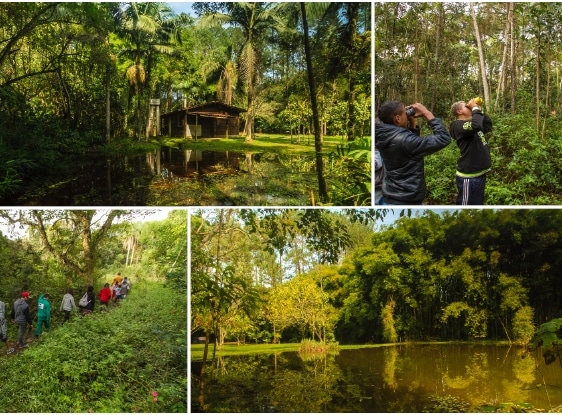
[
  {"xmin": 217, "ymin": 61, "xmax": 238, "ymax": 105},
  {"xmin": 198, "ymin": 2, "xmax": 285, "ymax": 142},
  {"xmin": 114, "ymin": 2, "xmax": 182, "ymax": 140}
]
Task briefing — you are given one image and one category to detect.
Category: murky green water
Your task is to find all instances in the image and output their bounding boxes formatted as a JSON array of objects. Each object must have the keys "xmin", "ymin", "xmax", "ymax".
[
  {"xmin": 191, "ymin": 344, "xmax": 562, "ymax": 412},
  {"xmin": 6, "ymin": 149, "xmax": 316, "ymax": 206}
]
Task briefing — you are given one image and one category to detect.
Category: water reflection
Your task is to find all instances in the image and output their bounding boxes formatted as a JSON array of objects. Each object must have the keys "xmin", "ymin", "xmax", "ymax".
[
  {"xmin": 7, "ymin": 148, "xmax": 316, "ymax": 206},
  {"xmin": 191, "ymin": 344, "xmax": 562, "ymax": 413}
]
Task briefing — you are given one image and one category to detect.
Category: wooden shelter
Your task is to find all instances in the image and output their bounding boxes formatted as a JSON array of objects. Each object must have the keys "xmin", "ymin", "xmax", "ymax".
[{"xmin": 160, "ymin": 101, "xmax": 246, "ymax": 139}]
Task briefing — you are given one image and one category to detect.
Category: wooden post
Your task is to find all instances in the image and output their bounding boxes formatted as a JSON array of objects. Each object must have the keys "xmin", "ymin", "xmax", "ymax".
[{"xmin": 156, "ymin": 104, "xmax": 160, "ymax": 136}]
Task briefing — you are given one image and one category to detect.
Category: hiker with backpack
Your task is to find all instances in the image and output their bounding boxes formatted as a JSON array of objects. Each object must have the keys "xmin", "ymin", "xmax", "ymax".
[
  {"xmin": 98, "ymin": 283, "xmax": 111, "ymax": 312},
  {"xmin": 34, "ymin": 293, "xmax": 51, "ymax": 338},
  {"xmin": 79, "ymin": 286, "xmax": 95, "ymax": 315},
  {"xmin": 121, "ymin": 277, "xmax": 131, "ymax": 299},
  {"xmin": 60, "ymin": 288, "xmax": 76, "ymax": 325},
  {"xmin": 0, "ymin": 299, "xmax": 14, "ymax": 354},
  {"xmin": 112, "ymin": 282, "xmax": 122, "ymax": 304},
  {"xmin": 11, "ymin": 292, "xmax": 33, "ymax": 348}
]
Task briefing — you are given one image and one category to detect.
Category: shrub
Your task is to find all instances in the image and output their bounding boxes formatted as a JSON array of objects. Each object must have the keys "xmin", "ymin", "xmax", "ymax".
[
  {"xmin": 512, "ymin": 306, "xmax": 535, "ymax": 344},
  {"xmin": 424, "ymin": 113, "xmax": 562, "ymax": 205}
]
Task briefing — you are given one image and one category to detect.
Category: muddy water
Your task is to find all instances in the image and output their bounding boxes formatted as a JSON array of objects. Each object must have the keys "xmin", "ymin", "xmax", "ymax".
[{"xmin": 191, "ymin": 344, "xmax": 562, "ymax": 413}]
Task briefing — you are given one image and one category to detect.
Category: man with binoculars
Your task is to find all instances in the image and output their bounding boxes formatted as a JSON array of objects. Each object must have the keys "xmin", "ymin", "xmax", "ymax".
[
  {"xmin": 375, "ymin": 101, "xmax": 451, "ymax": 205},
  {"xmin": 449, "ymin": 98, "xmax": 492, "ymax": 205}
]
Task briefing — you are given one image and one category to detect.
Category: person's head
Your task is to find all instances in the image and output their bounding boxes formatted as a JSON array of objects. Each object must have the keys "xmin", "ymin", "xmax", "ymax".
[
  {"xmin": 21, "ymin": 291, "xmax": 30, "ymax": 300},
  {"xmin": 451, "ymin": 101, "xmax": 472, "ymax": 120},
  {"xmin": 378, "ymin": 100, "xmax": 408, "ymax": 127},
  {"xmin": 67, "ymin": 288, "xmax": 74, "ymax": 295},
  {"xmin": 87, "ymin": 286, "xmax": 94, "ymax": 293},
  {"xmin": 43, "ymin": 293, "xmax": 50, "ymax": 300},
  {"xmin": 104, "ymin": 283, "xmax": 109, "ymax": 288},
  {"xmin": 117, "ymin": 272, "xmax": 121, "ymax": 276}
]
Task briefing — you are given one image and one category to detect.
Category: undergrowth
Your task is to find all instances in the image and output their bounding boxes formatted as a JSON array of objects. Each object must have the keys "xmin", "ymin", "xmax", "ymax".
[{"xmin": 0, "ymin": 282, "xmax": 186, "ymax": 412}]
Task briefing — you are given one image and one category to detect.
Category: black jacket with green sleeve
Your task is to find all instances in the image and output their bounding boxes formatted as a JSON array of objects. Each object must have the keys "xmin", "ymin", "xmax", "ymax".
[{"xmin": 449, "ymin": 109, "xmax": 492, "ymax": 177}]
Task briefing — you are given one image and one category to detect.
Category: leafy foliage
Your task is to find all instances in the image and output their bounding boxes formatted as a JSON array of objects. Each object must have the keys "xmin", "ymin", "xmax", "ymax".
[{"xmin": 529, "ymin": 318, "xmax": 562, "ymax": 350}]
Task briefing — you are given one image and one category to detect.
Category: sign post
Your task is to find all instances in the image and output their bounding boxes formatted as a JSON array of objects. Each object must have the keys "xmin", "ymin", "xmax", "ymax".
[{"xmin": 150, "ymin": 99, "xmax": 161, "ymax": 136}]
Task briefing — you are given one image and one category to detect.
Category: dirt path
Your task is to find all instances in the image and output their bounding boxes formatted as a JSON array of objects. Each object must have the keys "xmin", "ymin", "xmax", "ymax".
[{"xmin": 2, "ymin": 332, "xmax": 37, "ymax": 358}]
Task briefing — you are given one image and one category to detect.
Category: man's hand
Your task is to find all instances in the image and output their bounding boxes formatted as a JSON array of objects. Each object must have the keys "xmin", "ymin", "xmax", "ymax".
[
  {"xmin": 410, "ymin": 103, "xmax": 435, "ymax": 121},
  {"xmin": 466, "ymin": 99, "xmax": 479, "ymax": 110}
]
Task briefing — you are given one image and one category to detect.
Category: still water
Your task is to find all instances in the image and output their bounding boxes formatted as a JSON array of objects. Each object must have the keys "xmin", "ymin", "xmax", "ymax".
[
  {"xmin": 8, "ymin": 149, "xmax": 315, "ymax": 206},
  {"xmin": 191, "ymin": 344, "xmax": 562, "ymax": 412}
]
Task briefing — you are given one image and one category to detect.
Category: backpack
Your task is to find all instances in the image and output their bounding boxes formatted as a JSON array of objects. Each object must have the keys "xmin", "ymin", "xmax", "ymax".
[{"xmin": 79, "ymin": 292, "xmax": 89, "ymax": 307}]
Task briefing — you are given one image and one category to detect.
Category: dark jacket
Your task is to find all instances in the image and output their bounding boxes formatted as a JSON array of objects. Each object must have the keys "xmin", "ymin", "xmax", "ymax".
[
  {"xmin": 86, "ymin": 292, "xmax": 95, "ymax": 311},
  {"xmin": 375, "ymin": 118, "xmax": 451, "ymax": 204},
  {"xmin": 449, "ymin": 109, "xmax": 492, "ymax": 176},
  {"xmin": 11, "ymin": 298, "xmax": 32, "ymax": 325}
]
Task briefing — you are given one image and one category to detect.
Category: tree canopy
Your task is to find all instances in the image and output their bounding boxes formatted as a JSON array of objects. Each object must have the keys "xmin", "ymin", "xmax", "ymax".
[{"xmin": 192, "ymin": 208, "xmax": 562, "ymax": 348}]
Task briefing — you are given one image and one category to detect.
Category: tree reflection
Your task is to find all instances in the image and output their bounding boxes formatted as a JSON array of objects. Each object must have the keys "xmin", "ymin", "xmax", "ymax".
[{"xmin": 383, "ymin": 347, "xmax": 398, "ymax": 391}]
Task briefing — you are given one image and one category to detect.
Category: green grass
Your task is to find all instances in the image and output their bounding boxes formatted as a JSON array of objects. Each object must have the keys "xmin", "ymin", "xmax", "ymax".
[
  {"xmin": 162, "ymin": 134, "xmax": 349, "ymax": 155},
  {"xmin": 191, "ymin": 340, "xmax": 514, "ymax": 361},
  {"xmin": 0, "ymin": 282, "xmax": 186, "ymax": 413},
  {"xmin": 190, "ymin": 342, "xmax": 400, "ymax": 361}
]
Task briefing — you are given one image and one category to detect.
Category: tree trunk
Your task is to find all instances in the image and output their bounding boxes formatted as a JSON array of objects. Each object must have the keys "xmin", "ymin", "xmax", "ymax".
[
  {"xmin": 301, "ymin": 3, "xmax": 328, "ymax": 202},
  {"xmin": 198, "ymin": 313, "xmax": 213, "ymax": 411},
  {"xmin": 471, "ymin": 4, "xmax": 490, "ymax": 105},
  {"xmin": 535, "ymin": 17, "xmax": 541, "ymax": 134},
  {"xmin": 509, "ymin": 2, "xmax": 516, "ymax": 113},
  {"xmin": 106, "ymin": 66, "xmax": 111, "ymax": 142},
  {"xmin": 495, "ymin": 3, "xmax": 511, "ymax": 113},
  {"xmin": 541, "ymin": 31, "xmax": 551, "ymax": 141},
  {"xmin": 345, "ymin": 2, "xmax": 359, "ymax": 142},
  {"xmin": 430, "ymin": 3, "xmax": 443, "ymax": 112}
]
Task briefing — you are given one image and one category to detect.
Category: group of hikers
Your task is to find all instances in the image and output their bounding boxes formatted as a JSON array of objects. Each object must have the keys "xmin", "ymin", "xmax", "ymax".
[
  {"xmin": 375, "ymin": 98, "xmax": 493, "ymax": 206},
  {"xmin": 0, "ymin": 273, "xmax": 131, "ymax": 354}
]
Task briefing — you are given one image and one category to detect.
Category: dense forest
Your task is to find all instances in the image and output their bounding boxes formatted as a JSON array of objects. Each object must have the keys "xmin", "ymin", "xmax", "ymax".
[
  {"xmin": 0, "ymin": 210, "xmax": 187, "ymax": 412},
  {"xmin": 191, "ymin": 208, "xmax": 562, "ymax": 347},
  {"xmin": 0, "ymin": 2, "xmax": 371, "ymax": 204},
  {"xmin": 375, "ymin": 2, "xmax": 562, "ymax": 204}
]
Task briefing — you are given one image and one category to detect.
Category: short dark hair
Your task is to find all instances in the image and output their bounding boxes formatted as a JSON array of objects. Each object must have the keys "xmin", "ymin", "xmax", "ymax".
[{"xmin": 378, "ymin": 100, "xmax": 405, "ymax": 124}]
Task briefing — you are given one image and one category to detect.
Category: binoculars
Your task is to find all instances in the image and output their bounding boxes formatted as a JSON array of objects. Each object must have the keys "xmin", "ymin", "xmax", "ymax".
[{"xmin": 405, "ymin": 107, "xmax": 416, "ymax": 117}]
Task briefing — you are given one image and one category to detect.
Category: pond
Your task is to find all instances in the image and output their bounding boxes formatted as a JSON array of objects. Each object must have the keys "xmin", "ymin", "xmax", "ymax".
[
  {"xmin": 191, "ymin": 344, "xmax": 562, "ymax": 412},
  {"xmin": 5, "ymin": 148, "xmax": 320, "ymax": 206}
]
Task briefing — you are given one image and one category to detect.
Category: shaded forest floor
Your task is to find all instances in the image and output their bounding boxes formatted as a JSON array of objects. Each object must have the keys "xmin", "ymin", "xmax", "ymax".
[{"xmin": 0, "ymin": 282, "xmax": 187, "ymax": 412}]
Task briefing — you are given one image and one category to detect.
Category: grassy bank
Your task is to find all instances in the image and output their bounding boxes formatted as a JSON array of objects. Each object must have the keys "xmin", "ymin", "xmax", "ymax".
[
  {"xmin": 161, "ymin": 134, "xmax": 349, "ymax": 155},
  {"xmin": 191, "ymin": 340, "xmax": 514, "ymax": 361},
  {"xmin": 190, "ymin": 342, "xmax": 397, "ymax": 361},
  {"xmin": 0, "ymin": 282, "xmax": 187, "ymax": 412}
]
